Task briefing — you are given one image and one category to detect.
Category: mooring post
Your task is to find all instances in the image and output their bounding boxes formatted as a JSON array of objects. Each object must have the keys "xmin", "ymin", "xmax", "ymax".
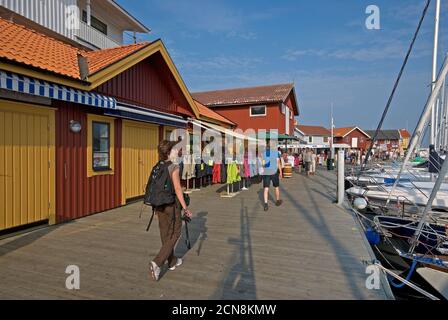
[{"xmin": 337, "ymin": 150, "xmax": 345, "ymax": 205}]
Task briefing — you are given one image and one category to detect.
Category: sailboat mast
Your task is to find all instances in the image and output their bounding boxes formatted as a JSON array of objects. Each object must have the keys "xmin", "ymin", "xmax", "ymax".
[
  {"xmin": 430, "ymin": 0, "xmax": 441, "ymax": 146},
  {"xmin": 386, "ymin": 56, "xmax": 448, "ymax": 205},
  {"xmin": 444, "ymin": 77, "xmax": 448, "ymax": 150},
  {"xmin": 409, "ymin": 145, "xmax": 448, "ymax": 254}
]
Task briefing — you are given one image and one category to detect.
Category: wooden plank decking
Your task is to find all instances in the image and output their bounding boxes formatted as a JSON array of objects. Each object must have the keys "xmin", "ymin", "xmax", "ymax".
[{"xmin": 0, "ymin": 169, "xmax": 390, "ymax": 299}]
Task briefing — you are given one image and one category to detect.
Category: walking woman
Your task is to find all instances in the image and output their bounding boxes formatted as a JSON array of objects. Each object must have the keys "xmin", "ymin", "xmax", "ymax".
[{"xmin": 149, "ymin": 140, "xmax": 192, "ymax": 281}]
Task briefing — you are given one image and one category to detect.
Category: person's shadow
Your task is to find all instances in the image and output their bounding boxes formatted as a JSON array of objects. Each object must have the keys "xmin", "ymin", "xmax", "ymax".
[
  {"xmin": 175, "ymin": 211, "xmax": 208, "ymax": 257},
  {"xmin": 158, "ymin": 211, "xmax": 208, "ymax": 280}
]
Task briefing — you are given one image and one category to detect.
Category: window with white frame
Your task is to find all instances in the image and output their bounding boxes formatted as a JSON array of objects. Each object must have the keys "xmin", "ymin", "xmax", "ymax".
[
  {"xmin": 281, "ymin": 104, "xmax": 286, "ymax": 114},
  {"xmin": 82, "ymin": 11, "xmax": 108, "ymax": 35},
  {"xmin": 250, "ymin": 105, "xmax": 266, "ymax": 117}
]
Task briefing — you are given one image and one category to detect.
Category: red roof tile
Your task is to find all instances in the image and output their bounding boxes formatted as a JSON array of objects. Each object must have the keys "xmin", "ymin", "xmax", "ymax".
[
  {"xmin": 296, "ymin": 125, "xmax": 331, "ymax": 136},
  {"xmin": 333, "ymin": 126, "xmax": 370, "ymax": 138},
  {"xmin": 399, "ymin": 128, "xmax": 411, "ymax": 138},
  {"xmin": 84, "ymin": 42, "xmax": 150, "ymax": 75},
  {"xmin": 0, "ymin": 17, "xmax": 81, "ymax": 78},
  {"xmin": 192, "ymin": 83, "xmax": 295, "ymax": 107},
  {"xmin": 333, "ymin": 127, "xmax": 355, "ymax": 137},
  {"xmin": 0, "ymin": 17, "xmax": 151, "ymax": 80}
]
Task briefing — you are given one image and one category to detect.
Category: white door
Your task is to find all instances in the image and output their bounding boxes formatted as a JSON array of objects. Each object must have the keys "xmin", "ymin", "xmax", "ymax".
[{"xmin": 352, "ymin": 137, "xmax": 358, "ymax": 148}]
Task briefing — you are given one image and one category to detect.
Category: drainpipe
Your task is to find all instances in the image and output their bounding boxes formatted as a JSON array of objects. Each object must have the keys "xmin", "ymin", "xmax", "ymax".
[{"xmin": 86, "ymin": 0, "xmax": 91, "ymax": 26}]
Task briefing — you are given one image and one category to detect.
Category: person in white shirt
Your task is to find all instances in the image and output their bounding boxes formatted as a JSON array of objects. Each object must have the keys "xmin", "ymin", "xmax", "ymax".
[{"xmin": 311, "ymin": 150, "xmax": 317, "ymax": 175}]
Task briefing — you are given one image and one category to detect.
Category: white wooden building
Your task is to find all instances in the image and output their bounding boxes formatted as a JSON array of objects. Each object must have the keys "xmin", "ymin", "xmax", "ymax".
[{"xmin": 0, "ymin": 0, "xmax": 149, "ymax": 49}]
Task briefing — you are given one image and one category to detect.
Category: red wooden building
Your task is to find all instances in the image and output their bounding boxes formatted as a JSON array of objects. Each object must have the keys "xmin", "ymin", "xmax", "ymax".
[
  {"xmin": 0, "ymin": 17, "xmax": 214, "ymax": 231},
  {"xmin": 192, "ymin": 83, "xmax": 299, "ymax": 136},
  {"xmin": 333, "ymin": 127, "xmax": 371, "ymax": 151},
  {"xmin": 365, "ymin": 129, "xmax": 402, "ymax": 152}
]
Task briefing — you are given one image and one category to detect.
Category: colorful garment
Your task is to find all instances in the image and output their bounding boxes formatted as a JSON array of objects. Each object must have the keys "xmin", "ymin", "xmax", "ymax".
[
  {"xmin": 243, "ymin": 157, "xmax": 250, "ymax": 178},
  {"xmin": 226, "ymin": 162, "xmax": 241, "ymax": 184},
  {"xmin": 181, "ymin": 155, "xmax": 196, "ymax": 180},
  {"xmin": 220, "ymin": 163, "xmax": 227, "ymax": 183},
  {"xmin": 212, "ymin": 163, "xmax": 221, "ymax": 184}
]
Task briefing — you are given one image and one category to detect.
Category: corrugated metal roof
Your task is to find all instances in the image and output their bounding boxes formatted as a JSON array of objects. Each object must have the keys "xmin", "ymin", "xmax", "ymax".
[{"xmin": 365, "ymin": 130, "xmax": 401, "ymax": 140}]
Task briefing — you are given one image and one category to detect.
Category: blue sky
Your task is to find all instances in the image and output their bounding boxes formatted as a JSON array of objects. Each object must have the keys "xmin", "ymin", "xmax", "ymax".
[{"xmin": 117, "ymin": 0, "xmax": 448, "ymax": 131}]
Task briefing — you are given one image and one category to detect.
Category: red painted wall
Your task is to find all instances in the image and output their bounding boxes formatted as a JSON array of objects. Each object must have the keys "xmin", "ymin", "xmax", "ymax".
[
  {"xmin": 283, "ymin": 92, "xmax": 297, "ymax": 135},
  {"xmin": 369, "ymin": 138, "xmax": 400, "ymax": 151},
  {"xmin": 54, "ymin": 101, "xmax": 122, "ymax": 223},
  {"xmin": 334, "ymin": 129, "xmax": 370, "ymax": 150},
  {"xmin": 95, "ymin": 52, "xmax": 193, "ymax": 117},
  {"xmin": 212, "ymin": 103, "xmax": 294, "ymax": 135}
]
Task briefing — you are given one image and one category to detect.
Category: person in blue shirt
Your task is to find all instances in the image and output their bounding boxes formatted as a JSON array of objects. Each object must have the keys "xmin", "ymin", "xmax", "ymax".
[{"xmin": 262, "ymin": 140, "xmax": 283, "ymax": 211}]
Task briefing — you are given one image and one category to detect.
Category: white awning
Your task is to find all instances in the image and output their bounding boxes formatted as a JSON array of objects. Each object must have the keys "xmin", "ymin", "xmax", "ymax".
[
  {"xmin": 193, "ymin": 120, "xmax": 260, "ymax": 142},
  {"xmin": 105, "ymin": 102, "xmax": 187, "ymax": 127}
]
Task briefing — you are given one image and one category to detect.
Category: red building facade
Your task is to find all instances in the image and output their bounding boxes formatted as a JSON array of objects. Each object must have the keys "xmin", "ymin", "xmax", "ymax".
[
  {"xmin": 333, "ymin": 127, "xmax": 371, "ymax": 151},
  {"xmin": 192, "ymin": 83, "xmax": 299, "ymax": 135},
  {"xmin": 0, "ymin": 18, "xmax": 204, "ymax": 231}
]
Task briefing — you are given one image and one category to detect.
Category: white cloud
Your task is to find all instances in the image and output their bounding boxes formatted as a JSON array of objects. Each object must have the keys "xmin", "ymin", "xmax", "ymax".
[
  {"xmin": 151, "ymin": 0, "xmax": 276, "ymax": 38},
  {"xmin": 226, "ymin": 30, "xmax": 258, "ymax": 40},
  {"xmin": 176, "ymin": 54, "xmax": 263, "ymax": 72}
]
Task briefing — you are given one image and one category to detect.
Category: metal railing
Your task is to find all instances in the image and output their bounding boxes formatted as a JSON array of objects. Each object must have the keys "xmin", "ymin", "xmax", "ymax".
[{"xmin": 75, "ymin": 21, "xmax": 121, "ymax": 49}]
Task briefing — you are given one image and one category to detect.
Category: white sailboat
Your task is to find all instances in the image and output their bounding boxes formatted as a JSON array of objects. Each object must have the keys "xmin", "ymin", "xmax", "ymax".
[{"xmin": 417, "ymin": 267, "xmax": 448, "ymax": 299}]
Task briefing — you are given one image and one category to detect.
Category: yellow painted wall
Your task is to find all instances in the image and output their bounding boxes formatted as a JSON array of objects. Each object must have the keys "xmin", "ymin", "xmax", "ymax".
[
  {"xmin": 122, "ymin": 120, "xmax": 159, "ymax": 202},
  {"xmin": 0, "ymin": 100, "xmax": 55, "ymax": 230}
]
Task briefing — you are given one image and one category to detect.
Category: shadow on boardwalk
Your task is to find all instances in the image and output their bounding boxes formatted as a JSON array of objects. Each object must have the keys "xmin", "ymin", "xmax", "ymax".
[
  {"xmin": 211, "ymin": 198, "xmax": 257, "ymax": 299},
  {"xmin": 280, "ymin": 173, "xmax": 366, "ymax": 298},
  {"xmin": 175, "ymin": 211, "xmax": 208, "ymax": 257},
  {"xmin": 0, "ymin": 225, "xmax": 59, "ymax": 258}
]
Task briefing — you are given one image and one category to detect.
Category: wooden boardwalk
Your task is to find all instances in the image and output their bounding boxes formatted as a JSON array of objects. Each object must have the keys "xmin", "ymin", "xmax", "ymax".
[{"xmin": 0, "ymin": 169, "xmax": 390, "ymax": 299}]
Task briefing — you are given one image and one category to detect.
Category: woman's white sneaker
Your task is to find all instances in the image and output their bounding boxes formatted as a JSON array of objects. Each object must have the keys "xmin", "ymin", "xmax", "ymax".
[
  {"xmin": 149, "ymin": 261, "xmax": 161, "ymax": 281},
  {"xmin": 168, "ymin": 258, "xmax": 183, "ymax": 271}
]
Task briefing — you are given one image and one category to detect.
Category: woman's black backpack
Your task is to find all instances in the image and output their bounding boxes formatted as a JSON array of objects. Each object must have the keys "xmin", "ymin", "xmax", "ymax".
[{"xmin": 143, "ymin": 160, "xmax": 175, "ymax": 208}]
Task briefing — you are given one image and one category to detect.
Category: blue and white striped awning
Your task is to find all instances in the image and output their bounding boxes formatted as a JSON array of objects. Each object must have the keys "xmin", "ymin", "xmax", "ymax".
[
  {"xmin": 0, "ymin": 70, "xmax": 116, "ymax": 109},
  {"xmin": 104, "ymin": 102, "xmax": 188, "ymax": 128}
]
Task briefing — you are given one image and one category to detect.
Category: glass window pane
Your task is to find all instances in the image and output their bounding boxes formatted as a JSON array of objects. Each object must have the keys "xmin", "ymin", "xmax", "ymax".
[
  {"xmin": 92, "ymin": 121, "xmax": 110, "ymax": 170},
  {"xmin": 99, "ymin": 124, "xmax": 109, "ymax": 138},
  {"xmin": 93, "ymin": 152, "xmax": 109, "ymax": 168},
  {"xmin": 251, "ymin": 105, "xmax": 266, "ymax": 115},
  {"xmin": 100, "ymin": 139, "xmax": 109, "ymax": 152}
]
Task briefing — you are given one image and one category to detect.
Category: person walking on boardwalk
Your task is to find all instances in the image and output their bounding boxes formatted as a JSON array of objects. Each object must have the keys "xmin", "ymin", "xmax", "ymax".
[
  {"xmin": 262, "ymin": 140, "xmax": 283, "ymax": 211},
  {"xmin": 148, "ymin": 140, "xmax": 192, "ymax": 281},
  {"xmin": 304, "ymin": 148, "xmax": 312, "ymax": 176},
  {"xmin": 310, "ymin": 150, "xmax": 317, "ymax": 175}
]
